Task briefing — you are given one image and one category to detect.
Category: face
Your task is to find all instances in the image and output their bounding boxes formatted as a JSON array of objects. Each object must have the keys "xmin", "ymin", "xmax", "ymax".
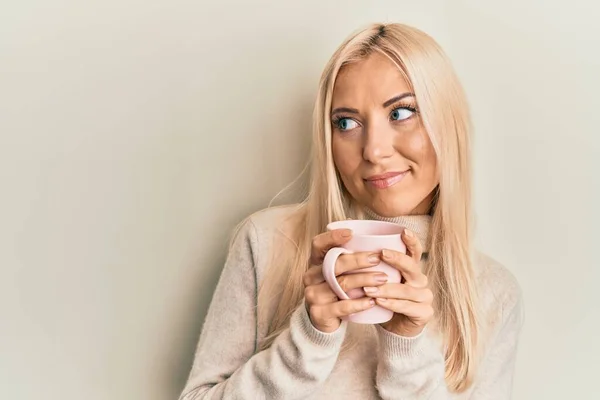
[{"xmin": 331, "ymin": 52, "xmax": 438, "ymax": 217}]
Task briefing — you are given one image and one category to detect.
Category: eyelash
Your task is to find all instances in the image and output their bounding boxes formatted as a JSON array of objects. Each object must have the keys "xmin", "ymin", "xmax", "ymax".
[
  {"xmin": 331, "ymin": 102, "xmax": 419, "ymax": 129},
  {"xmin": 395, "ymin": 103, "xmax": 418, "ymax": 115}
]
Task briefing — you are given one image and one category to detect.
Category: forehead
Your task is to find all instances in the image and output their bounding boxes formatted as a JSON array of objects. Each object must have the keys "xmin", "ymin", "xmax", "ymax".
[{"xmin": 332, "ymin": 52, "xmax": 412, "ymax": 106}]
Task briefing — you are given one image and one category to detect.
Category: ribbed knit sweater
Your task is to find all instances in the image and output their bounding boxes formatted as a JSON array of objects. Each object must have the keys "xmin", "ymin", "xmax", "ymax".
[{"xmin": 179, "ymin": 205, "xmax": 523, "ymax": 399}]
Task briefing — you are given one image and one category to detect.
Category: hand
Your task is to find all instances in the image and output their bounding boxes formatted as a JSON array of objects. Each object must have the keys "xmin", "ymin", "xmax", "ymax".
[
  {"xmin": 303, "ymin": 228, "xmax": 387, "ymax": 333},
  {"xmin": 363, "ymin": 228, "xmax": 434, "ymax": 337}
]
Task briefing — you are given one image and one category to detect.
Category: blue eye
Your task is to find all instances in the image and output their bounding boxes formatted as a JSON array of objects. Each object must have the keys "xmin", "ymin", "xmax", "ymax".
[
  {"xmin": 336, "ymin": 118, "xmax": 359, "ymax": 131},
  {"xmin": 391, "ymin": 107, "xmax": 414, "ymax": 121}
]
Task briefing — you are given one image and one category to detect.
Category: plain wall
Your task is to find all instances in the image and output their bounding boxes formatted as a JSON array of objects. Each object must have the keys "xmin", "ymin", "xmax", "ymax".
[
  {"xmin": 0, "ymin": 2, "xmax": 448, "ymax": 399},
  {"xmin": 447, "ymin": 1, "xmax": 599, "ymax": 398},
  {"xmin": 0, "ymin": 1, "xmax": 597, "ymax": 399}
]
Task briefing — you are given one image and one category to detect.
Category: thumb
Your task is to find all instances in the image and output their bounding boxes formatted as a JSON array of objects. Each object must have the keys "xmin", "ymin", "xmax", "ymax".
[{"xmin": 401, "ymin": 228, "xmax": 423, "ymax": 261}]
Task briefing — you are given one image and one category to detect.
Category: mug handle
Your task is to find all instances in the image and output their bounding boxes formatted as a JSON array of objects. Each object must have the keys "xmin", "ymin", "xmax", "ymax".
[{"xmin": 322, "ymin": 247, "xmax": 353, "ymax": 300}]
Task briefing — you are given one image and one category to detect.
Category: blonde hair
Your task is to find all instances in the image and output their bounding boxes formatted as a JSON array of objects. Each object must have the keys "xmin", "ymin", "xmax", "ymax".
[{"xmin": 256, "ymin": 23, "xmax": 479, "ymax": 393}]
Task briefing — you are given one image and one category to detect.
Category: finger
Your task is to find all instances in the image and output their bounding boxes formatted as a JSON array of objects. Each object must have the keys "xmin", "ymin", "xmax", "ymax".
[
  {"xmin": 336, "ymin": 272, "xmax": 388, "ymax": 293},
  {"xmin": 375, "ymin": 298, "xmax": 434, "ymax": 321},
  {"xmin": 401, "ymin": 228, "xmax": 423, "ymax": 262},
  {"xmin": 363, "ymin": 283, "xmax": 433, "ymax": 303},
  {"xmin": 327, "ymin": 297, "xmax": 376, "ymax": 318},
  {"xmin": 304, "ymin": 251, "xmax": 381, "ymax": 286},
  {"xmin": 304, "ymin": 282, "xmax": 338, "ymax": 305},
  {"xmin": 310, "ymin": 229, "xmax": 353, "ymax": 265},
  {"xmin": 303, "ymin": 265, "xmax": 325, "ymax": 286},
  {"xmin": 381, "ymin": 249, "xmax": 428, "ymax": 288},
  {"xmin": 336, "ymin": 251, "xmax": 381, "ymax": 275}
]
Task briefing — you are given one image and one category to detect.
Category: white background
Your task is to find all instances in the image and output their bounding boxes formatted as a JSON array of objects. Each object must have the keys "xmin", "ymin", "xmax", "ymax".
[{"xmin": 1, "ymin": 1, "xmax": 597, "ymax": 399}]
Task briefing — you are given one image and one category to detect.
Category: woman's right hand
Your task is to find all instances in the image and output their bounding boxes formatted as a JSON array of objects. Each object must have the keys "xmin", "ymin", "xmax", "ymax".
[{"xmin": 302, "ymin": 228, "xmax": 388, "ymax": 333}]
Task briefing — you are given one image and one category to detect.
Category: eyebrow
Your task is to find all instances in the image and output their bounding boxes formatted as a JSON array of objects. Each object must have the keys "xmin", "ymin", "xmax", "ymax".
[
  {"xmin": 382, "ymin": 92, "xmax": 415, "ymax": 108},
  {"xmin": 331, "ymin": 92, "xmax": 415, "ymax": 115}
]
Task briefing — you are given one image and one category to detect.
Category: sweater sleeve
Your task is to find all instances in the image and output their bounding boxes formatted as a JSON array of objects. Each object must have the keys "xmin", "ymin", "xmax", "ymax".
[
  {"xmin": 374, "ymin": 326, "xmax": 449, "ymax": 399},
  {"xmin": 178, "ymin": 218, "xmax": 347, "ymax": 400},
  {"xmin": 374, "ymin": 289, "xmax": 524, "ymax": 399},
  {"xmin": 468, "ymin": 288, "xmax": 524, "ymax": 399}
]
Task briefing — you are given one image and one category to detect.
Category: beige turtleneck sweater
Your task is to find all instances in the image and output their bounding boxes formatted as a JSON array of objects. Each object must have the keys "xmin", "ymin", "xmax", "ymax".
[{"xmin": 179, "ymin": 205, "xmax": 523, "ymax": 399}]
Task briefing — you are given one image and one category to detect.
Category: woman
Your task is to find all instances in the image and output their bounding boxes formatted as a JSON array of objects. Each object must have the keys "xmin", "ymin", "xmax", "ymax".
[{"xmin": 180, "ymin": 23, "xmax": 523, "ymax": 399}]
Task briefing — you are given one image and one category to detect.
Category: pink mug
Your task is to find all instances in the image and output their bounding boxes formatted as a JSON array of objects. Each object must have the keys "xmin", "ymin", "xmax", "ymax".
[{"xmin": 322, "ymin": 219, "xmax": 406, "ymax": 324}]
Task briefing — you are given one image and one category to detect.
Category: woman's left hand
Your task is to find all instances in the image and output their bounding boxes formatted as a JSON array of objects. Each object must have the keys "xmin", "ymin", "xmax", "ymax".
[{"xmin": 363, "ymin": 228, "xmax": 434, "ymax": 337}]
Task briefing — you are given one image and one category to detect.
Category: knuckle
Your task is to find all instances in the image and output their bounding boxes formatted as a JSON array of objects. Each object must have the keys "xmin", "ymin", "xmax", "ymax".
[
  {"xmin": 340, "ymin": 301, "xmax": 354, "ymax": 315},
  {"xmin": 339, "ymin": 254, "xmax": 358, "ymax": 273},
  {"xmin": 385, "ymin": 250, "xmax": 396, "ymax": 261},
  {"xmin": 337, "ymin": 276, "xmax": 348, "ymax": 292},
  {"xmin": 396, "ymin": 251, "xmax": 408, "ymax": 262},
  {"xmin": 303, "ymin": 268, "xmax": 316, "ymax": 287},
  {"xmin": 395, "ymin": 254, "xmax": 409, "ymax": 267},
  {"xmin": 398, "ymin": 299, "xmax": 410, "ymax": 312},
  {"xmin": 425, "ymin": 306, "xmax": 435, "ymax": 320},
  {"xmin": 309, "ymin": 305, "xmax": 322, "ymax": 321},
  {"xmin": 330, "ymin": 231, "xmax": 337, "ymax": 242},
  {"xmin": 304, "ymin": 286, "xmax": 315, "ymax": 302},
  {"xmin": 423, "ymin": 288, "xmax": 434, "ymax": 303},
  {"xmin": 408, "ymin": 286, "xmax": 419, "ymax": 299},
  {"xmin": 310, "ymin": 237, "xmax": 320, "ymax": 252},
  {"xmin": 302, "ymin": 272, "xmax": 310, "ymax": 287},
  {"xmin": 361, "ymin": 299, "xmax": 373, "ymax": 310},
  {"xmin": 335, "ymin": 256, "xmax": 346, "ymax": 274},
  {"xmin": 329, "ymin": 292, "xmax": 339, "ymax": 302}
]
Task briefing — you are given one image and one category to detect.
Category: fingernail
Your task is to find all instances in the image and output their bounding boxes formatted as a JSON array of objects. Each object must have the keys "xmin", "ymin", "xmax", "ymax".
[
  {"xmin": 381, "ymin": 249, "xmax": 392, "ymax": 259},
  {"xmin": 404, "ymin": 228, "xmax": 414, "ymax": 238},
  {"xmin": 368, "ymin": 254, "xmax": 380, "ymax": 264},
  {"xmin": 340, "ymin": 229, "xmax": 352, "ymax": 238},
  {"xmin": 368, "ymin": 299, "xmax": 376, "ymax": 306},
  {"xmin": 364, "ymin": 286, "xmax": 378, "ymax": 294},
  {"xmin": 377, "ymin": 298, "xmax": 388, "ymax": 303},
  {"xmin": 374, "ymin": 275, "xmax": 388, "ymax": 284}
]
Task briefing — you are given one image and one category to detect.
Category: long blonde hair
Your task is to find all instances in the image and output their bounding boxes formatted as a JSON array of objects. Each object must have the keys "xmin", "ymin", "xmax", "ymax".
[{"xmin": 257, "ymin": 23, "xmax": 479, "ymax": 393}]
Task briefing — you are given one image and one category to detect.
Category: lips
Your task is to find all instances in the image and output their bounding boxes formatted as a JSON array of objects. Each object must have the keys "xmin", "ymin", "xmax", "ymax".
[{"xmin": 364, "ymin": 170, "xmax": 409, "ymax": 189}]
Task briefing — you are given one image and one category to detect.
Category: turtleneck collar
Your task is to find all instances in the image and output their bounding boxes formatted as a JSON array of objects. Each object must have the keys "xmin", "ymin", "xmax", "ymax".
[{"xmin": 362, "ymin": 208, "xmax": 432, "ymax": 253}]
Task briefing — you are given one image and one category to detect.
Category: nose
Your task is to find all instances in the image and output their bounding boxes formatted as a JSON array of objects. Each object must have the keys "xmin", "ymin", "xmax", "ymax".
[{"xmin": 362, "ymin": 122, "xmax": 395, "ymax": 164}]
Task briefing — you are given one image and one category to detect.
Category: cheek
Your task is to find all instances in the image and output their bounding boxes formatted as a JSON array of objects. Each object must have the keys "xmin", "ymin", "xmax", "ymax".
[
  {"xmin": 332, "ymin": 137, "xmax": 362, "ymax": 180},
  {"xmin": 399, "ymin": 129, "xmax": 438, "ymax": 180}
]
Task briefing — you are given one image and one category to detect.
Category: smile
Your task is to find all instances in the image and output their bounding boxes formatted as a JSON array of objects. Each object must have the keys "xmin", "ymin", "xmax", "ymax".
[{"xmin": 364, "ymin": 170, "xmax": 409, "ymax": 189}]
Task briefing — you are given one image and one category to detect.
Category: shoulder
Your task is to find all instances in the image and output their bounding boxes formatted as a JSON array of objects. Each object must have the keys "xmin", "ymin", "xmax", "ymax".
[
  {"xmin": 232, "ymin": 204, "xmax": 304, "ymax": 288},
  {"xmin": 230, "ymin": 203, "xmax": 304, "ymax": 263},
  {"xmin": 473, "ymin": 251, "xmax": 524, "ymax": 326},
  {"xmin": 246, "ymin": 203, "xmax": 303, "ymax": 236}
]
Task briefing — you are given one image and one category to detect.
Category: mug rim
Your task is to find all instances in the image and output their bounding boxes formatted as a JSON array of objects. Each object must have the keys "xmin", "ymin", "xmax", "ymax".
[{"xmin": 326, "ymin": 219, "xmax": 404, "ymax": 237}]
